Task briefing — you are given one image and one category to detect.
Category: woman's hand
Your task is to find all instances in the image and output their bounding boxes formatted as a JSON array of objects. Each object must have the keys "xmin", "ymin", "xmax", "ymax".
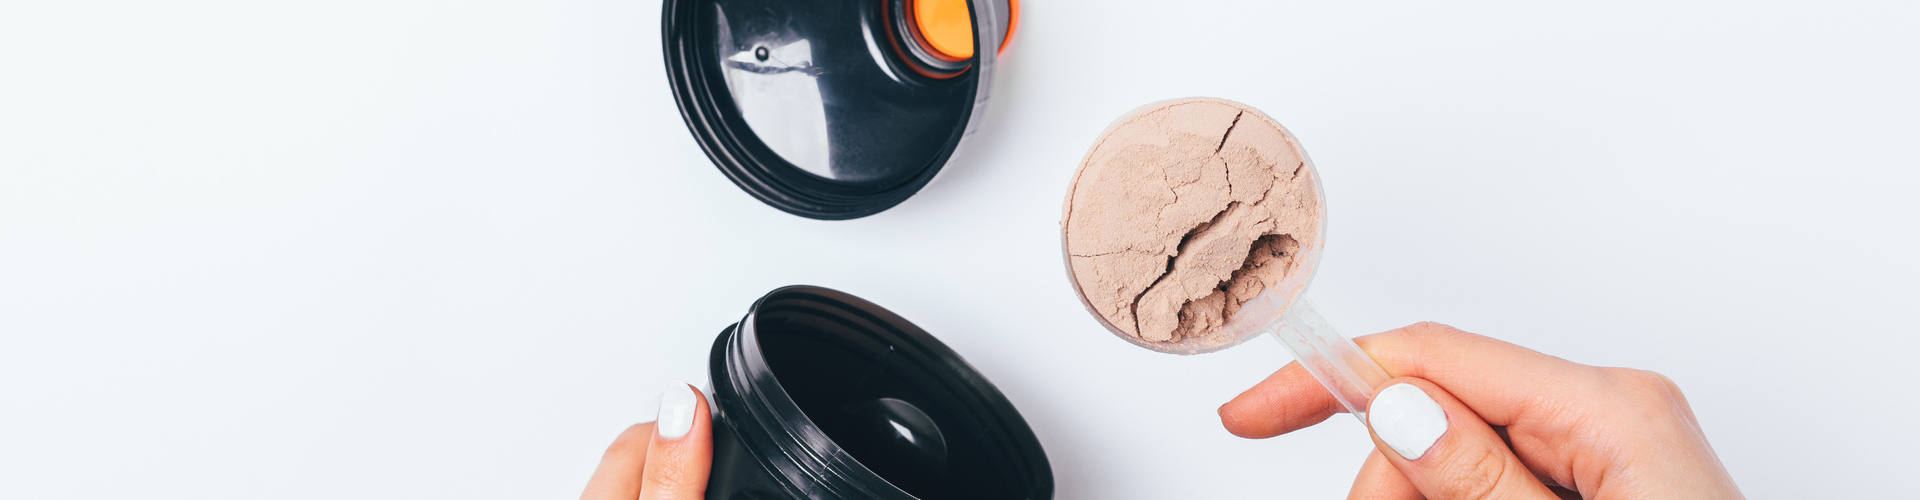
[
  {"xmin": 1220, "ymin": 323, "xmax": 1744, "ymax": 500},
  {"xmin": 581, "ymin": 381, "xmax": 713, "ymax": 500}
]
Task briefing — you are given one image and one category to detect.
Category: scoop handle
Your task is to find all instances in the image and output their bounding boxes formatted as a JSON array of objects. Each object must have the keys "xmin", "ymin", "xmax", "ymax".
[{"xmin": 1267, "ymin": 297, "xmax": 1392, "ymax": 421}]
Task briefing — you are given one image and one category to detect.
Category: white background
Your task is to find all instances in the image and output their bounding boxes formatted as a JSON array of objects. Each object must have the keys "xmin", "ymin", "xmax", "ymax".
[{"xmin": 3, "ymin": 0, "xmax": 1916, "ymax": 498}]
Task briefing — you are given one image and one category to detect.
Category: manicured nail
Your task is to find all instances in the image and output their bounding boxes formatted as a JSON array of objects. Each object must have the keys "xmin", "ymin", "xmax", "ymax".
[
  {"xmin": 1368, "ymin": 383, "xmax": 1448, "ymax": 460},
  {"xmin": 655, "ymin": 380, "xmax": 697, "ymax": 439}
]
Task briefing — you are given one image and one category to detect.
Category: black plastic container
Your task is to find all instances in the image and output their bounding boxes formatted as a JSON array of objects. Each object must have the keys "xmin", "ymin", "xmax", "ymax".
[
  {"xmin": 662, "ymin": 0, "xmax": 1014, "ymax": 220},
  {"xmin": 706, "ymin": 286, "xmax": 1051, "ymax": 499}
]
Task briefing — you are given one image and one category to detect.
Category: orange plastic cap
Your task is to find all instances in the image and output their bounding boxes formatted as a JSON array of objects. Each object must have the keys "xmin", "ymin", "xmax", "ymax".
[
  {"xmin": 913, "ymin": 0, "xmax": 974, "ymax": 60},
  {"xmin": 1003, "ymin": 0, "xmax": 1018, "ymax": 53}
]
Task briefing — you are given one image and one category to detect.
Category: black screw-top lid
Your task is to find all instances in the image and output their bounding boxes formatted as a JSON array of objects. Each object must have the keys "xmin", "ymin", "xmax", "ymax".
[{"xmin": 663, "ymin": 0, "xmax": 1004, "ymax": 220}]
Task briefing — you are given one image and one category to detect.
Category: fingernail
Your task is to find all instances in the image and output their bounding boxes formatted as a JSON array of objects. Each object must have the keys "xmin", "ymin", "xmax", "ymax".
[
  {"xmin": 1368, "ymin": 383, "xmax": 1448, "ymax": 460},
  {"xmin": 655, "ymin": 380, "xmax": 697, "ymax": 439}
]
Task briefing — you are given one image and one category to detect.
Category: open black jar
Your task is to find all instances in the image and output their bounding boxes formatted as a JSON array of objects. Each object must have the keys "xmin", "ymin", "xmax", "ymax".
[
  {"xmin": 663, "ymin": 0, "xmax": 1018, "ymax": 220},
  {"xmin": 706, "ymin": 286, "xmax": 1051, "ymax": 499}
]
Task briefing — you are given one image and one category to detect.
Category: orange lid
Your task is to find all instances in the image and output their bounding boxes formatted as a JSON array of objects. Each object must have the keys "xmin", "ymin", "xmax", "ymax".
[
  {"xmin": 1003, "ymin": 0, "xmax": 1019, "ymax": 53},
  {"xmin": 913, "ymin": 0, "xmax": 974, "ymax": 60}
]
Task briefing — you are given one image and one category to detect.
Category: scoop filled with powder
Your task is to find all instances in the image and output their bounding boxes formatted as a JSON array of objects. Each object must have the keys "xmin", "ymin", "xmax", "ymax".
[
  {"xmin": 1061, "ymin": 97, "xmax": 1323, "ymax": 351},
  {"xmin": 1060, "ymin": 97, "xmax": 1394, "ymax": 418}
]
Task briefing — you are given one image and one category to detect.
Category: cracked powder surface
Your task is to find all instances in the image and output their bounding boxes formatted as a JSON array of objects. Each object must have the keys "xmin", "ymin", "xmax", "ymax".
[{"xmin": 1062, "ymin": 98, "xmax": 1321, "ymax": 344}]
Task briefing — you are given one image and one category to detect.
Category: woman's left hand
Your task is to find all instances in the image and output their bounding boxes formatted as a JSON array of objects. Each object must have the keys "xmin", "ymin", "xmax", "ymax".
[{"xmin": 581, "ymin": 381, "xmax": 713, "ymax": 500}]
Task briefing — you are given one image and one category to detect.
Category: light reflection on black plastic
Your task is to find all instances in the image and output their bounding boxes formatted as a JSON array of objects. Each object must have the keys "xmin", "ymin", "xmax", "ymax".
[{"xmin": 709, "ymin": 0, "xmax": 971, "ymax": 185}]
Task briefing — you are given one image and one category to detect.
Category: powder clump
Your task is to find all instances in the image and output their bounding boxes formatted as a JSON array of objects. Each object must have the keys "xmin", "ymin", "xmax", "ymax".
[{"xmin": 1062, "ymin": 98, "xmax": 1321, "ymax": 344}]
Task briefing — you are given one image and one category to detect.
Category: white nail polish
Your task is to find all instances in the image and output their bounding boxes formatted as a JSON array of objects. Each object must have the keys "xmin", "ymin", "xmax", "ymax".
[
  {"xmin": 656, "ymin": 380, "xmax": 697, "ymax": 439},
  {"xmin": 1368, "ymin": 383, "xmax": 1448, "ymax": 460}
]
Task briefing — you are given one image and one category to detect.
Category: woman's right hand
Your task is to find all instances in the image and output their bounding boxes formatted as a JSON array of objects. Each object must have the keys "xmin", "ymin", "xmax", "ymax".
[{"xmin": 1220, "ymin": 322, "xmax": 1744, "ymax": 499}]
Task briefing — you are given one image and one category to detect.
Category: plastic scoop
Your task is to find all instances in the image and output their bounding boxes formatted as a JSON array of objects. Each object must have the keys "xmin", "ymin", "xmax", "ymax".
[{"xmin": 1060, "ymin": 115, "xmax": 1391, "ymax": 421}]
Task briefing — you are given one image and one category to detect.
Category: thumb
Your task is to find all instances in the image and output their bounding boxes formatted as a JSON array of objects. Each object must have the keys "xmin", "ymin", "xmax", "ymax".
[
  {"xmin": 1365, "ymin": 379, "xmax": 1557, "ymax": 500},
  {"xmin": 640, "ymin": 381, "xmax": 713, "ymax": 500}
]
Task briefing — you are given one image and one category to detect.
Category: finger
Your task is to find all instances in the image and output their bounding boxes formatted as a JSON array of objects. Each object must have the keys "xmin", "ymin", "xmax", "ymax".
[
  {"xmin": 1367, "ymin": 379, "xmax": 1556, "ymax": 500},
  {"xmin": 1346, "ymin": 449, "xmax": 1421, "ymax": 500},
  {"xmin": 639, "ymin": 381, "xmax": 713, "ymax": 500},
  {"xmin": 582, "ymin": 422, "xmax": 654, "ymax": 500},
  {"xmin": 1219, "ymin": 360, "xmax": 1341, "ymax": 438},
  {"xmin": 1360, "ymin": 323, "xmax": 1599, "ymax": 427},
  {"xmin": 1222, "ymin": 322, "xmax": 1594, "ymax": 437}
]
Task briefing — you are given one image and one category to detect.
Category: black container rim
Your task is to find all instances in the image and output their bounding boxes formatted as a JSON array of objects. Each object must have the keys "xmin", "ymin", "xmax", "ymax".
[
  {"xmin": 708, "ymin": 285, "xmax": 1052, "ymax": 499},
  {"xmin": 661, "ymin": 0, "xmax": 989, "ymax": 220}
]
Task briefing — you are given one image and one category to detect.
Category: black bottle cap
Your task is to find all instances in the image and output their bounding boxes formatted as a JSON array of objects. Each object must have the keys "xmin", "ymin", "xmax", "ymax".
[{"xmin": 663, "ymin": 0, "xmax": 1009, "ymax": 220}]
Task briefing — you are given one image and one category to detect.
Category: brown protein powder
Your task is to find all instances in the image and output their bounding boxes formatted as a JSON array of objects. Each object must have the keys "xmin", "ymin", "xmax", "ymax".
[{"xmin": 1062, "ymin": 98, "xmax": 1322, "ymax": 345}]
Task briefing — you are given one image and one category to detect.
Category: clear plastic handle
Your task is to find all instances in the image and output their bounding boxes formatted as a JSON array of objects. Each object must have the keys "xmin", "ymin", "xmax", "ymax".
[{"xmin": 1267, "ymin": 297, "xmax": 1392, "ymax": 421}]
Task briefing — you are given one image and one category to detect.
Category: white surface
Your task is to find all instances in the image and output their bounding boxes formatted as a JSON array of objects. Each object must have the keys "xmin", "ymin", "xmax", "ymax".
[{"xmin": 2, "ymin": 0, "xmax": 1916, "ymax": 498}]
